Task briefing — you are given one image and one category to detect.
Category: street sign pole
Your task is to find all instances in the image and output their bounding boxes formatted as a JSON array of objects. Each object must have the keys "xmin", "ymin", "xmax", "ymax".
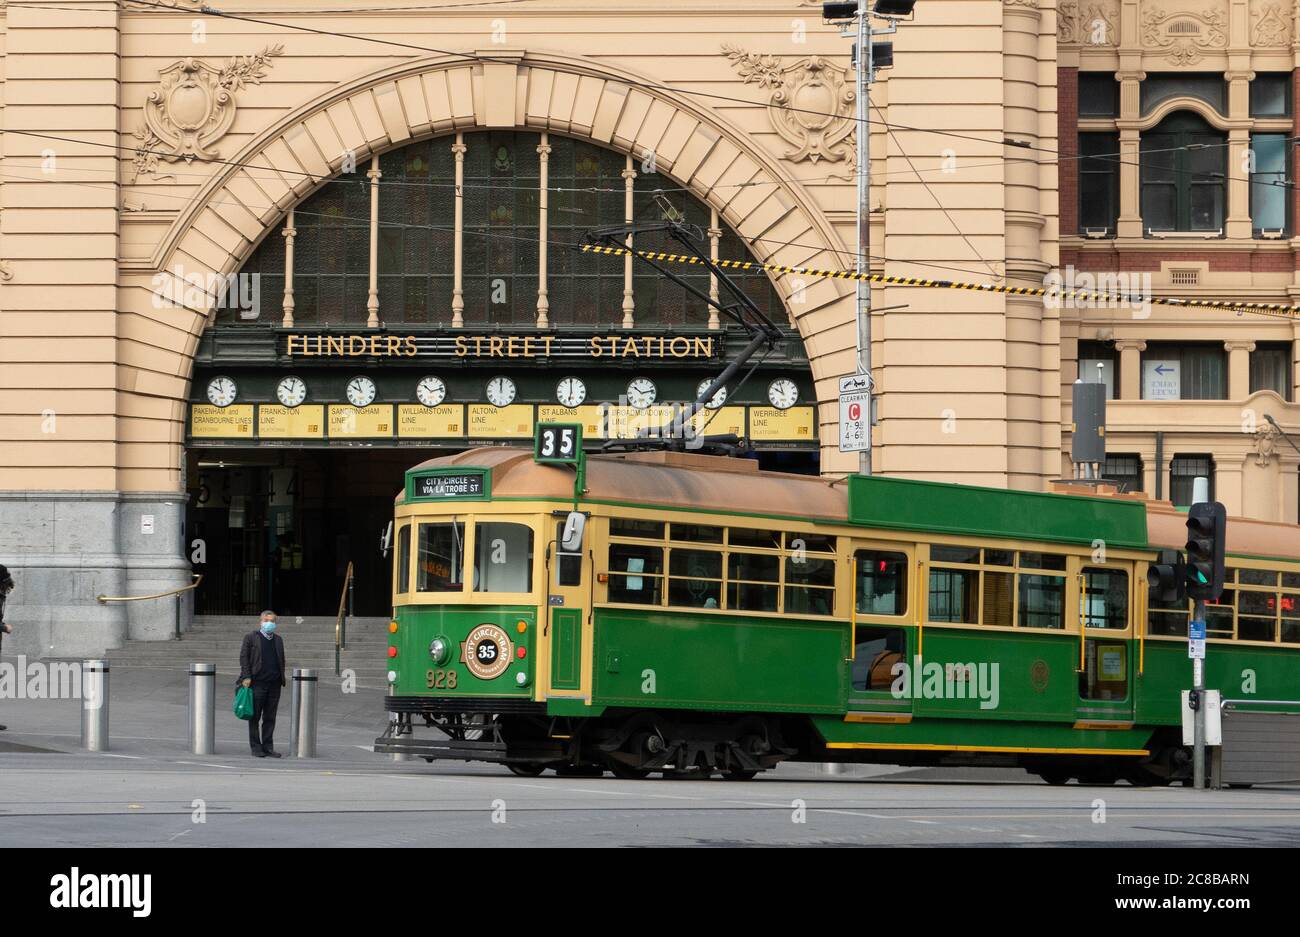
[
  {"xmin": 1190, "ymin": 603, "xmax": 1206, "ymax": 789},
  {"xmin": 854, "ymin": 0, "xmax": 873, "ymax": 476}
]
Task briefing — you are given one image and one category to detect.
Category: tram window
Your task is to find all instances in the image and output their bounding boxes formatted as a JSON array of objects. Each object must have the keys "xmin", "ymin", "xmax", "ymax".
[
  {"xmin": 1283, "ymin": 615, "xmax": 1300, "ymax": 643},
  {"xmin": 929, "ymin": 568, "xmax": 977, "ymax": 623},
  {"xmin": 729, "ymin": 552, "xmax": 780, "ymax": 583},
  {"xmin": 1019, "ymin": 552, "xmax": 1067, "ymax": 572},
  {"xmin": 728, "ymin": 581, "xmax": 779, "ymax": 613},
  {"xmin": 932, "ymin": 544, "xmax": 980, "ymax": 565},
  {"xmin": 607, "ymin": 543, "xmax": 664, "ymax": 605},
  {"xmin": 852, "ymin": 626, "xmax": 906, "ymax": 692},
  {"xmin": 784, "ymin": 553, "xmax": 835, "ymax": 615},
  {"xmin": 788, "ymin": 533, "xmax": 836, "ymax": 553},
  {"xmin": 1150, "ymin": 607, "xmax": 1189, "ymax": 637},
  {"xmin": 1239, "ymin": 568, "xmax": 1277, "ymax": 587},
  {"xmin": 1018, "ymin": 574, "xmax": 1065, "ymax": 629},
  {"xmin": 610, "ymin": 518, "xmax": 664, "ymax": 540},
  {"xmin": 668, "ymin": 549, "xmax": 723, "ymax": 608},
  {"xmin": 854, "ymin": 550, "xmax": 908, "ymax": 616},
  {"xmin": 473, "ymin": 522, "xmax": 534, "ymax": 594},
  {"xmin": 670, "ymin": 523, "xmax": 724, "ymax": 544},
  {"xmin": 1237, "ymin": 614, "xmax": 1275, "ymax": 642},
  {"xmin": 1205, "ymin": 590, "xmax": 1234, "ymax": 638},
  {"xmin": 982, "ymin": 571, "xmax": 1014, "ymax": 626},
  {"xmin": 1282, "ymin": 572, "xmax": 1300, "ymax": 589},
  {"xmin": 396, "ymin": 524, "xmax": 411, "ymax": 594},
  {"xmin": 729, "ymin": 527, "xmax": 782, "ymax": 549},
  {"xmin": 984, "ymin": 549, "xmax": 1014, "ymax": 568},
  {"xmin": 1081, "ymin": 568, "xmax": 1128, "ymax": 629},
  {"xmin": 416, "ymin": 522, "xmax": 465, "ymax": 592},
  {"xmin": 555, "ymin": 522, "xmax": 582, "ymax": 587}
]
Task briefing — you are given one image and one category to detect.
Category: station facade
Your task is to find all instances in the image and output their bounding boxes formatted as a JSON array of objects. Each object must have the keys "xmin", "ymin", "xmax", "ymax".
[{"xmin": 1, "ymin": 0, "xmax": 1298, "ymax": 654}]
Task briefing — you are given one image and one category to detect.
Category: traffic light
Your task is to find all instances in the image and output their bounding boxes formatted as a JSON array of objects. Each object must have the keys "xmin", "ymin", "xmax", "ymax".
[
  {"xmin": 822, "ymin": 2, "xmax": 859, "ymax": 21},
  {"xmin": 1184, "ymin": 501, "xmax": 1227, "ymax": 601},
  {"xmin": 874, "ymin": 0, "xmax": 917, "ymax": 16},
  {"xmin": 1147, "ymin": 548, "xmax": 1187, "ymax": 606}
]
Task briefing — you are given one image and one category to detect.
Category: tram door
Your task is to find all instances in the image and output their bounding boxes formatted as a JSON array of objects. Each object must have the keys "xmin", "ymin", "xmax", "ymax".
[
  {"xmin": 1070, "ymin": 560, "xmax": 1136, "ymax": 723},
  {"xmin": 541, "ymin": 517, "xmax": 593, "ymax": 702}
]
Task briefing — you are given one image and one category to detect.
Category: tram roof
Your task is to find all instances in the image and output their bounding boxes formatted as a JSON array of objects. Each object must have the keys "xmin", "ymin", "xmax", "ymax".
[
  {"xmin": 402, "ymin": 447, "xmax": 1300, "ymax": 563},
  {"xmin": 403, "ymin": 447, "xmax": 851, "ymax": 522}
]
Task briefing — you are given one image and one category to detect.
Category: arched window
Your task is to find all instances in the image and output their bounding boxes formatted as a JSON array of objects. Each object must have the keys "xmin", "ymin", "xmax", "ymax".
[
  {"xmin": 1139, "ymin": 111, "xmax": 1226, "ymax": 234},
  {"xmin": 223, "ymin": 131, "xmax": 784, "ymax": 327}
]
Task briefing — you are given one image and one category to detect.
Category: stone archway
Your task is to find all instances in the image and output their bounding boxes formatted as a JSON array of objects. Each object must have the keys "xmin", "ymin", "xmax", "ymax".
[{"xmin": 155, "ymin": 50, "xmax": 857, "ymax": 471}]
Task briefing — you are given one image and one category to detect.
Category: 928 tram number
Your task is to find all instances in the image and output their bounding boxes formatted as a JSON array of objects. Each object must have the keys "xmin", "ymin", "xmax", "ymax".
[{"xmin": 426, "ymin": 669, "xmax": 458, "ymax": 689}]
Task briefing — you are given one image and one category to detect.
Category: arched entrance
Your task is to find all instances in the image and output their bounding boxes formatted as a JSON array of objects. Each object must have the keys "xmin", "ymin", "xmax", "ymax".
[{"xmin": 171, "ymin": 55, "xmax": 849, "ymax": 616}]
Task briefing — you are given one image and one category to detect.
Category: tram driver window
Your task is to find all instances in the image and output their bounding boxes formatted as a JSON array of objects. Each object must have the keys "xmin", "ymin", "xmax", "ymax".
[
  {"xmin": 417, "ymin": 521, "xmax": 465, "ymax": 593},
  {"xmin": 396, "ymin": 524, "xmax": 411, "ymax": 594},
  {"xmin": 555, "ymin": 521, "xmax": 582, "ymax": 587},
  {"xmin": 855, "ymin": 550, "xmax": 907, "ymax": 615},
  {"xmin": 852, "ymin": 625, "xmax": 906, "ymax": 693},
  {"xmin": 607, "ymin": 542, "xmax": 665, "ymax": 605},
  {"xmin": 473, "ymin": 522, "xmax": 534, "ymax": 594}
]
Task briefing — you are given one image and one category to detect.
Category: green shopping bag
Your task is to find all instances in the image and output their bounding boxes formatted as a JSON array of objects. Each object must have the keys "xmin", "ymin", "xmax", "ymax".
[{"xmin": 233, "ymin": 684, "xmax": 254, "ymax": 720}]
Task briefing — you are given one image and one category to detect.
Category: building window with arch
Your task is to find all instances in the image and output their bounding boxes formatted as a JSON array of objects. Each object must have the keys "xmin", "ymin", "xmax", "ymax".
[
  {"xmin": 219, "ymin": 130, "xmax": 783, "ymax": 328},
  {"xmin": 1140, "ymin": 111, "xmax": 1226, "ymax": 235},
  {"xmin": 1170, "ymin": 454, "xmax": 1215, "ymax": 508}
]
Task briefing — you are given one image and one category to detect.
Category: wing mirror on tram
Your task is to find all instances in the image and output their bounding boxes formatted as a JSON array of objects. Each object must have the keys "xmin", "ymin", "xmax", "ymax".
[
  {"xmin": 379, "ymin": 520, "xmax": 393, "ymax": 559},
  {"xmin": 561, "ymin": 512, "xmax": 587, "ymax": 552}
]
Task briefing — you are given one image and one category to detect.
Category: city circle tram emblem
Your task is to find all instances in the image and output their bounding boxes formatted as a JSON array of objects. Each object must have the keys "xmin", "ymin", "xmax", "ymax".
[
  {"xmin": 1030, "ymin": 659, "xmax": 1050, "ymax": 693},
  {"xmin": 462, "ymin": 624, "xmax": 513, "ymax": 680}
]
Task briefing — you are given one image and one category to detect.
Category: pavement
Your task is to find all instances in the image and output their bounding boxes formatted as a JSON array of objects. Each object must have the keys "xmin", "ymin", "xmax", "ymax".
[{"xmin": 3, "ymin": 662, "xmax": 1300, "ymax": 847}]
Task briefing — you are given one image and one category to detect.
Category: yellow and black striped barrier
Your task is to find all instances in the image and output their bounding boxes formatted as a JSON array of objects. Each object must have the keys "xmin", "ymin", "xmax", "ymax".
[{"xmin": 580, "ymin": 243, "xmax": 1300, "ymax": 320}]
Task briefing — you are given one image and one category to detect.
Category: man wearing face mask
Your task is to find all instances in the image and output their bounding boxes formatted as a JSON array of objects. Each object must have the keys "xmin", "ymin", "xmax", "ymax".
[{"xmin": 238, "ymin": 610, "xmax": 287, "ymax": 758}]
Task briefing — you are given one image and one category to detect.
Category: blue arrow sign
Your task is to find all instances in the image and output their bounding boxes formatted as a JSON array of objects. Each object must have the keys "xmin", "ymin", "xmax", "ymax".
[{"xmin": 1154, "ymin": 364, "xmax": 1173, "ymax": 375}]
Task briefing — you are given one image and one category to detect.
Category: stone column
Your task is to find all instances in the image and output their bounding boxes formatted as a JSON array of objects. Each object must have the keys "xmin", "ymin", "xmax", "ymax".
[
  {"xmin": 1225, "ymin": 339, "xmax": 1256, "ymax": 399},
  {"xmin": 621, "ymin": 158, "xmax": 636, "ymax": 329},
  {"xmin": 281, "ymin": 210, "xmax": 297, "ymax": 328},
  {"xmin": 536, "ymin": 134, "xmax": 551, "ymax": 328},
  {"xmin": 1115, "ymin": 339, "xmax": 1146, "ymax": 399},
  {"xmin": 451, "ymin": 134, "xmax": 467, "ymax": 328},
  {"xmin": 366, "ymin": 156, "xmax": 382, "ymax": 328},
  {"xmin": 707, "ymin": 209, "xmax": 722, "ymax": 331}
]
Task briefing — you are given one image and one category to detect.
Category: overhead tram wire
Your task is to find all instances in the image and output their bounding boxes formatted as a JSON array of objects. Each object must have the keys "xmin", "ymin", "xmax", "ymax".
[
  {"xmin": 8, "ymin": 163, "xmax": 1289, "ymax": 320},
  {"xmin": 90, "ymin": 0, "xmax": 1291, "ymax": 187},
  {"xmin": 3, "ymin": 134, "xmax": 1010, "ymax": 278}
]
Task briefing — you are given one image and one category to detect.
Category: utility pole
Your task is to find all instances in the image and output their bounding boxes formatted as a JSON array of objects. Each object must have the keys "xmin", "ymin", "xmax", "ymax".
[
  {"xmin": 1185, "ymin": 478, "xmax": 1226, "ymax": 790},
  {"xmin": 855, "ymin": 0, "xmax": 872, "ymax": 477},
  {"xmin": 825, "ymin": 1, "xmax": 912, "ymax": 475}
]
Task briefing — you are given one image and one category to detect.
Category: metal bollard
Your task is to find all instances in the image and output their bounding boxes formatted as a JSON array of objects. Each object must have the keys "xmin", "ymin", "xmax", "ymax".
[
  {"xmin": 80, "ymin": 660, "xmax": 110, "ymax": 752},
  {"xmin": 293, "ymin": 668, "xmax": 318, "ymax": 758},
  {"xmin": 289, "ymin": 673, "xmax": 300, "ymax": 758},
  {"xmin": 188, "ymin": 663, "xmax": 216, "ymax": 755}
]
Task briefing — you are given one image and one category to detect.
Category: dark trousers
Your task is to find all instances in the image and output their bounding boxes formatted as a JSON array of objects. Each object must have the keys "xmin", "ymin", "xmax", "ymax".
[{"xmin": 249, "ymin": 680, "xmax": 282, "ymax": 752}]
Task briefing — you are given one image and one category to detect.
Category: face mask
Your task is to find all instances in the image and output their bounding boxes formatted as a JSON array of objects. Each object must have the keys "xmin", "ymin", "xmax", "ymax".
[{"xmin": 261, "ymin": 621, "xmax": 277, "ymax": 635}]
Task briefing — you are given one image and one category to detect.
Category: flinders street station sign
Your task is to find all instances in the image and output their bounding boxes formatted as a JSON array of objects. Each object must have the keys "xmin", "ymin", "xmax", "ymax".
[{"xmin": 282, "ymin": 330, "xmax": 722, "ymax": 361}]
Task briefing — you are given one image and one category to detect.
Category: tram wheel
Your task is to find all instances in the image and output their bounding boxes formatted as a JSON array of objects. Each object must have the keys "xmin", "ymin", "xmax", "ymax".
[
  {"xmin": 1036, "ymin": 770, "xmax": 1072, "ymax": 786},
  {"xmin": 506, "ymin": 763, "xmax": 547, "ymax": 777}
]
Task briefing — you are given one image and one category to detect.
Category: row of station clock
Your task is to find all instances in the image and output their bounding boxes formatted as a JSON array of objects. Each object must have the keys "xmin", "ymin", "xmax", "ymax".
[{"xmin": 204, "ymin": 374, "xmax": 803, "ymax": 411}]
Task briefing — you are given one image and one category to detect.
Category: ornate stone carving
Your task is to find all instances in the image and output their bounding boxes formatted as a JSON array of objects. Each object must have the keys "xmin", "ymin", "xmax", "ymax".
[
  {"xmin": 1254, "ymin": 423, "xmax": 1280, "ymax": 466},
  {"xmin": 1142, "ymin": 4, "xmax": 1228, "ymax": 65},
  {"xmin": 1250, "ymin": 1, "xmax": 1291, "ymax": 47},
  {"xmin": 0, "ymin": 261, "xmax": 12, "ymax": 282},
  {"xmin": 1058, "ymin": 1, "xmax": 1119, "ymax": 46},
  {"xmin": 721, "ymin": 43, "xmax": 855, "ymax": 166},
  {"xmin": 130, "ymin": 45, "xmax": 284, "ymax": 182}
]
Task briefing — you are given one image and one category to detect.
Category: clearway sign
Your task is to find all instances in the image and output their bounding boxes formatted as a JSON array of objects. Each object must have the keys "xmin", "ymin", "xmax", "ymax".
[{"xmin": 839, "ymin": 375, "xmax": 871, "ymax": 453}]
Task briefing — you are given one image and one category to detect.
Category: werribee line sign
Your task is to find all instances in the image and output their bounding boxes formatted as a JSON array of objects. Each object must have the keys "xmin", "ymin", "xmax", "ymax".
[{"xmin": 283, "ymin": 332, "xmax": 720, "ymax": 360}]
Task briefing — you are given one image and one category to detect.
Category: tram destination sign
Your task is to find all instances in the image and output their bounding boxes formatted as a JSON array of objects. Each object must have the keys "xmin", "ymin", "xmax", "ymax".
[
  {"xmin": 282, "ymin": 331, "xmax": 721, "ymax": 361},
  {"xmin": 407, "ymin": 469, "xmax": 490, "ymax": 502}
]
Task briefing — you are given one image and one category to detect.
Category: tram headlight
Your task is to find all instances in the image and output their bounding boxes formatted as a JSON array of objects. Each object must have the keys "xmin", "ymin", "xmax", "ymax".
[
  {"xmin": 429, "ymin": 636, "xmax": 450, "ymax": 665},
  {"xmin": 387, "ymin": 670, "xmax": 398, "ymax": 685},
  {"xmin": 515, "ymin": 671, "xmax": 530, "ymax": 687}
]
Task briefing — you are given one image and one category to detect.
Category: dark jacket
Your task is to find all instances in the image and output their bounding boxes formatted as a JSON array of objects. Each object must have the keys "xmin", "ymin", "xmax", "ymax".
[{"xmin": 238, "ymin": 631, "xmax": 286, "ymax": 688}]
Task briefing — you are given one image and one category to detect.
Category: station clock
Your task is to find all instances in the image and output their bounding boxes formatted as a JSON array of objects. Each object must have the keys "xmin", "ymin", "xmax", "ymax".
[
  {"xmin": 697, "ymin": 377, "xmax": 727, "ymax": 410},
  {"xmin": 206, "ymin": 376, "xmax": 238, "ymax": 408},
  {"xmin": 416, "ymin": 375, "xmax": 447, "ymax": 408},
  {"xmin": 767, "ymin": 378, "xmax": 799, "ymax": 410},
  {"xmin": 346, "ymin": 375, "xmax": 377, "ymax": 408},
  {"xmin": 556, "ymin": 376, "xmax": 587, "ymax": 408},
  {"xmin": 276, "ymin": 375, "xmax": 307, "ymax": 408},
  {"xmin": 486, "ymin": 375, "xmax": 517, "ymax": 407},
  {"xmin": 626, "ymin": 377, "xmax": 657, "ymax": 409}
]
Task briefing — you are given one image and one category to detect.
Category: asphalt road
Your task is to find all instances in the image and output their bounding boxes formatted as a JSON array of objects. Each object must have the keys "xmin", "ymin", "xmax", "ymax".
[{"xmin": 3, "ymin": 749, "xmax": 1299, "ymax": 847}]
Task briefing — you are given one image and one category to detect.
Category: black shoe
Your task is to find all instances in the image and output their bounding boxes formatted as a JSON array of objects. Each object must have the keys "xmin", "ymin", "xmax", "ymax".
[
  {"xmin": 263, "ymin": 749, "xmax": 282, "ymax": 758},
  {"xmin": 0, "ymin": 724, "xmax": 7, "ymax": 731},
  {"xmin": 251, "ymin": 749, "xmax": 266, "ymax": 758}
]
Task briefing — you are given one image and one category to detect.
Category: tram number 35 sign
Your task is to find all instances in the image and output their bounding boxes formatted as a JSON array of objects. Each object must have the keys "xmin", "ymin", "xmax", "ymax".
[
  {"xmin": 839, "ymin": 375, "xmax": 871, "ymax": 454},
  {"xmin": 535, "ymin": 422, "xmax": 583, "ymax": 465}
]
